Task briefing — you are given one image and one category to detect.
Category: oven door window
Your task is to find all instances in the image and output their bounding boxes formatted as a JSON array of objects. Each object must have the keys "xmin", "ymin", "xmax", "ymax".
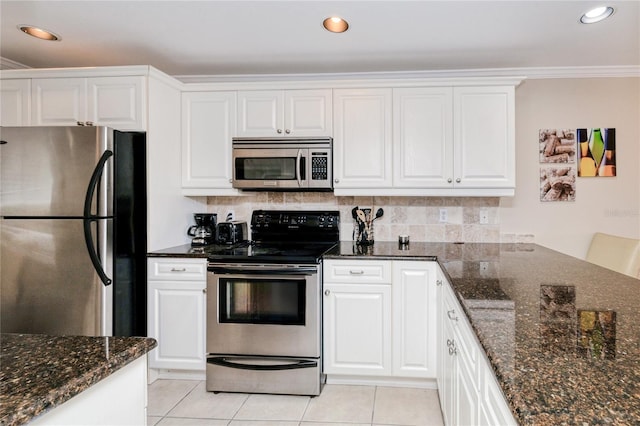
[
  {"xmin": 219, "ymin": 278, "xmax": 305, "ymax": 325},
  {"xmin": 235, "ymin": 157, "xmax": 306, "ymax": 181}
]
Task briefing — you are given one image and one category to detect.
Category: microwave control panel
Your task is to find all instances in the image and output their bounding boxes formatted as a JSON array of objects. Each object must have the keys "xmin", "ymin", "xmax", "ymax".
[{"xmin": 311, "ymin": 152, "xmax": 329, "ymax": 181}]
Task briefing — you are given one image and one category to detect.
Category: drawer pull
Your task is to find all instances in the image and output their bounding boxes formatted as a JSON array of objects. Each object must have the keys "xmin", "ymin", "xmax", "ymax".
[
  {"xmin": 349, "ymin": 270, "xmax": 365, "ymax": 275},
  {"xmin": 170, "ymin": 267, "xmax": 187, "ymax": 272},
  {"xmin": 447, "ymin": 310, "xmax": 458, "ymax": 322},
  {"xmin": 324, "ymin": 290, "xmax": 330, "ymax": 296},
  {"xmin": 449, "ymin": 346, "xmax": 457, "ymax": 356},
  {"xmin": 436, "ymin": 279, "xmax": 443, "ymax": 286},
  {"xmin": 447, "ymin": 339, "xmax": 455, "ymax": 347}
]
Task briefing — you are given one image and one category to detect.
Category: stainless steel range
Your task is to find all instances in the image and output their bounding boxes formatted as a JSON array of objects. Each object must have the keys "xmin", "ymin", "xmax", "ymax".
[{"xmin": 206, "ymin": 210, "xmax": 340, "ymax": 396}]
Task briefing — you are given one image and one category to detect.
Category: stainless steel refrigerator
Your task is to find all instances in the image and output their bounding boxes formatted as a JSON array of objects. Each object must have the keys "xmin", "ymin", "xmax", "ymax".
[{"xmin": 0, "ymin": 126, "xmax": 147, "ymax": 337}]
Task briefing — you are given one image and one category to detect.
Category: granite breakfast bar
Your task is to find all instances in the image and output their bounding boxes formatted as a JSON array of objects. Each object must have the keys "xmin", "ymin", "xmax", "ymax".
[
  {"xmin": 324, "ymin": 242, "xmax": 640, "ymax": 425},
  {"xmin": 0, "ymin": 334, "xmax": 157, "ymax": 426}
]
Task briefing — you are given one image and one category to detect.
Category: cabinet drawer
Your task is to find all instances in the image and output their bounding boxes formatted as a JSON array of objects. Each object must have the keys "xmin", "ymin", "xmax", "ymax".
[
  {"xmin": 323, "ymin": 259, "xmax": 391, "ymax": 284},
  {"xmin": 147, "ymin": 258, "xmax": 207, "ymax": 281}
]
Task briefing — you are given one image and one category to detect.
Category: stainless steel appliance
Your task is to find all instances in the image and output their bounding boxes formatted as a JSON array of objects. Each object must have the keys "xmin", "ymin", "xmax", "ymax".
[
  {"xmin": 188, "ymin": 213, "xmax": 217, "ymax": 246},
  {"xmin": 206, "ymin": 210, "xmax": 340, "ymax": 396},
  {"xmin": 215, "ymin": 220, "xmax": 247, "ymax": 245},
  {"xmin": 0, "ymin": 126, "xmax": 147, "ymax": 337},
  {"xmin": 232, "ymin": 137, "xmax": 333, "ymax": 191}
]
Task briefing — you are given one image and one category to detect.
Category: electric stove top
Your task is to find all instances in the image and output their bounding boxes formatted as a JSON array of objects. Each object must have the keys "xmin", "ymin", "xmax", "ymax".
[{"xmin": 207, "ymin": 210, "xmax": 340, "ymax": 265}]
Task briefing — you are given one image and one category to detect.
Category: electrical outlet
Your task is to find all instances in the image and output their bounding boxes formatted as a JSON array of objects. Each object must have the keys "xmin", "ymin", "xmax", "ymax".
[
  {"xmin": 480, "ymin": 261, "xmax": 489, "ymax": 272},
  {"xmin": 479, "ymin": 209, "xmax": 489, "ymax": 224},
  {"xmin": 439, "ymin": 208, "xmax": 448, "ymax": 223}
]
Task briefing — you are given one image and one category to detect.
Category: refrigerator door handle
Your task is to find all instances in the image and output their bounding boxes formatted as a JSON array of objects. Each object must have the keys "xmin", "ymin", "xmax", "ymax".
[{"xmin": 83, "ymin": 150, "xmax": 113, "ymax": 286}]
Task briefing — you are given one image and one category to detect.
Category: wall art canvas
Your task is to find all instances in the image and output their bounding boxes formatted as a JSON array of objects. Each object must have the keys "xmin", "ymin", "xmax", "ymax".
[
  {"xmin": 577, "ymin": 128, "xmax": 616, "ymax": 177},
  {"xmin": 539, "ymin": 129, "xmax": 576, "ymax": 163},
  {"xmin": 540, "ymin": 166, "xmax": 576, "ymax": 202}
]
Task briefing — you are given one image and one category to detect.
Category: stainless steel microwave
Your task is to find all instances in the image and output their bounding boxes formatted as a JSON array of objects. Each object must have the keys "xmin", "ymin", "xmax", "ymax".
[{"xmin": 232, "ymin": 137, "xmax": 333, "ymax": 191}]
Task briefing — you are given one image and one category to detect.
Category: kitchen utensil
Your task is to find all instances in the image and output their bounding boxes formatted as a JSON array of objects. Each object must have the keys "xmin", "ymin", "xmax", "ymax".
[{"xmin": 374, "ymin": 208, "xmax": 384, "ymax": 220}]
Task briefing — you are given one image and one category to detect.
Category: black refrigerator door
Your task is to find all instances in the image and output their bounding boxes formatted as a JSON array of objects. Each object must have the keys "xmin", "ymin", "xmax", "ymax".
[{"xmin": 113, "ymin": 130, "xmax": 147, "ymax": 337}]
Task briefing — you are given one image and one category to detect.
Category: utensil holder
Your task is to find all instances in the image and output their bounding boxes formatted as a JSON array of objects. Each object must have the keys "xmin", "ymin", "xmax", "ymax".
[{"xmin": 354, "ymin": 215, "xmax": 374, "ymax": 245}]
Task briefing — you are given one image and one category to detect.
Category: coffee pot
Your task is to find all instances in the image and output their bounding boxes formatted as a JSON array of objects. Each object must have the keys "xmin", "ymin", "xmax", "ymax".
[{"xmin": 187, "ymin": 213, "xmax": 217, "ymax": 246}]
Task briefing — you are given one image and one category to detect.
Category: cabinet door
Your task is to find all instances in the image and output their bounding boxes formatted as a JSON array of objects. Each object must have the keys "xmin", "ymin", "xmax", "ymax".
[
  {"xmin": 333, "ymin": 88, "xmax": 392, "ymax": 188},
  {"xmin": 87, "ymin": 76, "xmax": 146, "ymax": 130},
  {"xmin": 392, "ymin": 261, "xmax": 438, "ymax": 378},
  {"xmin": 456, "ymin": 356, "xmax": 479, "ymax": 426},
  {"xmin": 237, "ymin": 90, "xmax": 283, "ymax": 137},
  {"xmin": 32, "ymin": 78, "xmax": 87, "ymax": 126},
  {"xmin": 453, "ymin": 86, "xmax": 515, "ymax": 189},
  {"xmin": 284, "ymin": 89, "xmax": 332, "ymax": 136},
  {"xmin": 148, "ymin": 280, "xmax": 206, "ymax": 370},
  {"xmin": 440, "ymin": 303, "xmax": 457, "ymax": 426},
  {"xmin": 393, "ymin": 88, "xmax": 453, "ymax": 188},
  {"xmin": 323, "ymin": 283, "xmax": 392, "ymax": 375},
  {"xmin": 182, "ymin": 91, "xmax": 237, "ymax": 193},
  {"xmin": 0, "ymin": 79, "xmax": 31, "ymax": 126}
]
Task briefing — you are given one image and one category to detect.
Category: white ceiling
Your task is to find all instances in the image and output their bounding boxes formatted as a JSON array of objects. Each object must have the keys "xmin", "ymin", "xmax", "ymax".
[{"xmin": 1, "ymin": 1, "xmax": 639, "ymax": 78}]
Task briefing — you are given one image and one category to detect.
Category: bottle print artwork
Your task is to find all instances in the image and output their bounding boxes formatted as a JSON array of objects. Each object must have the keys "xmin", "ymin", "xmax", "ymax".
[
  {"xmin": 598, "ymin": 128, "xmax": 616, "ymax": 177},
  {"xmin": 577, "ymin": 128, "xmax": 597, "ymax": 177}
]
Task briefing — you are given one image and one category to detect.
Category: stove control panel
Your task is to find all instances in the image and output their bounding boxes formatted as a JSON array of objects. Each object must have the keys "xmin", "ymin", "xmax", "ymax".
[{"xmin": 252, "ymin": 210, "xmax": 340, "ymax": 230}]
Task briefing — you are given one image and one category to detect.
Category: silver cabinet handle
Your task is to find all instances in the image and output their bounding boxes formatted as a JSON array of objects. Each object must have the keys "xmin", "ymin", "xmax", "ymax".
[
  {"xmin": 436, "ymin": 279, "xmax": 443, "ymax": 286},
  {"xmin": 449, "ymin": 346, "xmax": 457, "ymax": 356},
  {"xmin": 277, "ymin": 129, "xmax": 283, "ymax": 134},
  {"xmin": 349, "ymin": 270, "xmax": 365, "ymax": 275},
  {"xmin": 170, "ymin": 267, "xmax": 187, "ymax": 272},
  {"xmin": 334, "ymin": 178, "xmax": 340, "ymax": 184},
  {"xmin": 324, "ymin": 289, "xmax": 330, "ymax": 296},
  {"xmin": 447, "ymin": 178, "xmax": 452, "ymax": 183},
  {"xmin": 202, "ymin": 288, "xmax": 207, "ymax": 294},
  {"xmin": 285, "ymin": 129, "xmax": 291, "ymax": 134},
  {"xmin": 456, "ymin": 178, "xmax": 461, "ymax": 183},
  {"xmin": 447, "ymin": 310, "xmax": 458, "ymax": 322},
  {"xmin": 447, "ymin": 339, "xmax": 454, "ymax": 347}
]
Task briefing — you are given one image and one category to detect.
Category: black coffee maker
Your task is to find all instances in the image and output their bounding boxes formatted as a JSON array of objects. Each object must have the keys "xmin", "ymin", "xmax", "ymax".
[{"xmin": 187, "ymin": 213, "xmax": 217, "ymax": 246}]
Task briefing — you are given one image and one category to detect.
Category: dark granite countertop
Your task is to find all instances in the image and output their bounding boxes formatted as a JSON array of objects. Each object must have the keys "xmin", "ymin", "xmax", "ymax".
[
  {"xmin": 327, "ymin": 241, "xmax": 640, "ymax": 425},
  {"xmin": 150, "ymin": 240, "xmax": 640, "ymax": 424},
  {"xmin": 0, "ymin": 334, "xmax": 157, "ymax": 426},
  {"xmin": 148, "ymin": 243, "xmax": 215, "ymax": 257}
]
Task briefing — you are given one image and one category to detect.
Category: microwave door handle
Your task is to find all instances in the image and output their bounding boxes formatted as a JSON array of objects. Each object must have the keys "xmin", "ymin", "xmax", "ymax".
[{"xmin": 296, "ymin": 149, "xmax": 303, "ymax": 188}]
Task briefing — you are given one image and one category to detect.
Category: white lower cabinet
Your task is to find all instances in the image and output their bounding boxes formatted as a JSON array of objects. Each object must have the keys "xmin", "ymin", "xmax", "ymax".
[
  {"xmin": 438, "ymin": 271, "xmax": 516, "ymax": 426},
  {"xmin": 323, "ymin": 282, "xmax": 392, "ymax": 375},
  {"xmin": 392, "ymin": 261, "xmax": 438, "ymax": 378},
  {"xmin": 147, "ymin": 257, "xmax": 207, "ymax": 373},
  {"xmin": 323, "ymin": 259, "xmax": 437, "ymax": 381}
]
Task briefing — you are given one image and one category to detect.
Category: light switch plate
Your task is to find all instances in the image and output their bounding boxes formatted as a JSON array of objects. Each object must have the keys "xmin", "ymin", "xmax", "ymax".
[{"xmin": 479, "ymin": 209, "xmax": 489, "ymax": 224}]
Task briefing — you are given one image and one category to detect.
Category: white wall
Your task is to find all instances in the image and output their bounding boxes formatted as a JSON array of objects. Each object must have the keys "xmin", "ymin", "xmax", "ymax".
[
  {"xmin": 500, "ymin": 77, "xmax": 640, "ymax": 259},
  {"xmin": 147, "ymin": 75, "xmax": 206, "ymax": 251}
]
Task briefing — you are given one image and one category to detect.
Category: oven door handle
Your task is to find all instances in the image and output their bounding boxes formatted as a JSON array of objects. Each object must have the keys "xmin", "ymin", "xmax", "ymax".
[
  {"xmin": 208, "ymin": 266, "xmax": 318, "ymax": 275},
  {"xmin": 207, "ymin": 356, "xmax": 317, "ymax": 371}
]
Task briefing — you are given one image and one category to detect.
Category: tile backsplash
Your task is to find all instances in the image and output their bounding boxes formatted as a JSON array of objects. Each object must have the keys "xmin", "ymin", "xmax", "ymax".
[{"xmin": 206, "ymin": 194, "xmax": 534, "ymax": 243}]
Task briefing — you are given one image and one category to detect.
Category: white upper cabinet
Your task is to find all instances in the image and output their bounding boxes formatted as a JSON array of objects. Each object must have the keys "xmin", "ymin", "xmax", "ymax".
[
  {"xmin": 453, "ymin": 86, "xmax": 515, "ymax": 190},
  {"xmin": 181, "ymin": 91, "xmax": 238, "ymax": 195},
  {"xmin": 333, "ymin": 88, "xmax": 393, "ymax": 189},
  {"xmin": 32, "ymin": 78, "xmax": 87, "ymax": 126},
  {"xmin": 393, "ymin": 87, "xmax": 453, "ymax": 188},
  {"xmin": 237, "ymin": 89, "xmax": 332, "ymax": 137},
  {"xmin": 31, "ymin": 76, "xmax": 146, "ymax": 130},
  {"xmin": 335, "ymin": 84, "xmax": 516, "ymax": 196},
  {"xmin": 0, "ymin": 79, "xmax": 31, "ymax": 126},
  {"xmin": 87, "ymin": 77, "xmax": 146, "ymax": 131}
]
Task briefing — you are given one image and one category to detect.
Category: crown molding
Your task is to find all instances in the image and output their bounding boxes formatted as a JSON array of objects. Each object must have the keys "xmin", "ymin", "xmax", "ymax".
[
  {"xmin": 175, "ymin": 65, "xmax": 640, "ymax": 84},
  {"xmin": 0, "ymin": 57, "xmax": 29, "ymax": 70}
]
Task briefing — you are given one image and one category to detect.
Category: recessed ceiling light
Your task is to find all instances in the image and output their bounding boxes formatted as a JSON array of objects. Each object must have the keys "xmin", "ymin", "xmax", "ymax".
[
  {"xmin": 323, "ymin": 16, "xmax": 349, "ymax": 33},
  {"xmin": 18, "ymin": 25, "xmax": 60, "ymax": 41},
  {"xmin": 580, "ymin": 6, "xmax": 614, "ymax": 24}
]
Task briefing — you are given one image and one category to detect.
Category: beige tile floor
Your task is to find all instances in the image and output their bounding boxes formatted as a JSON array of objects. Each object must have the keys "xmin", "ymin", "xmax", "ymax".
[{"xmin": 148, "ymin": 380, "xmax": 445, "ymax": 426}]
